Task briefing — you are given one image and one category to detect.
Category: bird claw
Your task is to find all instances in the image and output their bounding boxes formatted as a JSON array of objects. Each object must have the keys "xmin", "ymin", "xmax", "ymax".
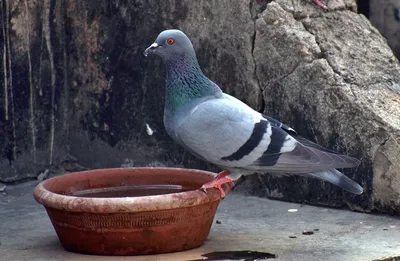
[{"xmin": 200, "ymin": 171, "xmax": 235, "ymax": 199}]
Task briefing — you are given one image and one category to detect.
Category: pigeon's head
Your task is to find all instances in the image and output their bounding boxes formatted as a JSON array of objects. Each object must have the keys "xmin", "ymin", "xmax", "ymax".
[{"xmin": 144, "ymin": 29, "xmax": 195, "ymax": 60}]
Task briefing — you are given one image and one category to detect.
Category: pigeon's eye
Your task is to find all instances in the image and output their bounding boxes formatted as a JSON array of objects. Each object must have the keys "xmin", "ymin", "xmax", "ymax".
[{"xmin": 167, "ymin": 38, "xmax": 175, "ymax": 45}]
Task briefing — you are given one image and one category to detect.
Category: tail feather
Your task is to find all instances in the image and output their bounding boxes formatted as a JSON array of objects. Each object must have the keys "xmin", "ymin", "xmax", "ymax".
[{"xmin": 308, "ymin": 169, "xmax": 363, "ymax": 195}]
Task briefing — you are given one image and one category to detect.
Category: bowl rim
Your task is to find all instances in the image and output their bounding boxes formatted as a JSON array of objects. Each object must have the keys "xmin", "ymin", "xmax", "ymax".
[{"xmin": 33, "ymin": 167, "xmax": 222, "ymax": 213}]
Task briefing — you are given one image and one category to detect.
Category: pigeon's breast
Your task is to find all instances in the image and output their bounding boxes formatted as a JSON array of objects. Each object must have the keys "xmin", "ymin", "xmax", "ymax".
[{"xmin": 163, "ymin": 96, "xmax": 217, "ymax": 142}]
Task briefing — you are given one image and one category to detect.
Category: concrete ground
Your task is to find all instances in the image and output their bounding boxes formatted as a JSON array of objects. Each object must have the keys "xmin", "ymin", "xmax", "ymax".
[{"xmin": 0, "ymin": 180, "xmax": 399, "ymax": 261}]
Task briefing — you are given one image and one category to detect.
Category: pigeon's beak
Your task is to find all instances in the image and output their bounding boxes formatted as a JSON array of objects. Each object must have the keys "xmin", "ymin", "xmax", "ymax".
[{"xmin": 144, "ymin": 42, "xmax": 159, "ymax": 57}]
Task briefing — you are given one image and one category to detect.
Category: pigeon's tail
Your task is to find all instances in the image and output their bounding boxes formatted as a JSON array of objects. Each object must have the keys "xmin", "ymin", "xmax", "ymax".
[{"xmin": 308, "ymin": 169, "xmax": 363, "ymax": 195}]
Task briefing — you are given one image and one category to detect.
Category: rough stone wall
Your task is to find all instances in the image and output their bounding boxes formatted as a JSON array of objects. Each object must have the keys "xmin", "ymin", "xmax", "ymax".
[
  {"xmin": 0, "ymin": 0, "xmax": 399, "ymax": 213},
  {"xmin": 242, "ymin": 1, "xmax": 400, "ymax": 214},
  {"xmin": 0, "ymin": 0, "xmax": 260, "ymax": 181}
]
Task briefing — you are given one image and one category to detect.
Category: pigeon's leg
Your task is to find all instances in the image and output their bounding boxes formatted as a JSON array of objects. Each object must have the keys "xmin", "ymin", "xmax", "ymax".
[
  {"xmin": 214, "ymin": 170, "xmax": 230, "ymax": 179},
  {"xmin": 312, "ymin": 0, "xmax": 328, "ymax": 11},
  {"xmin": 200, "ymin": 170, "xmax": 235, "ymax": 198},
  {"xmin": 212, "ymin": 170, "xmax": 235, "ymax": 188}
]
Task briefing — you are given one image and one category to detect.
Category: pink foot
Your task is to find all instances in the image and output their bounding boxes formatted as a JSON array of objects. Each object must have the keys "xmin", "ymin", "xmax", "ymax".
[
  {"xmin": 201, "ymin": 170, "xmax": 235, "ymax": 198},
  {"xmin": 312, "ymin": 0, "xmax": 328, "ymax": 11}
]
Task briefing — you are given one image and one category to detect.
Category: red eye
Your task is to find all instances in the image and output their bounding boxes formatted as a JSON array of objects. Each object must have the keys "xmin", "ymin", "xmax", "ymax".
[{"xmin": 167, "ymin": 38, "xmax": 175, "ymax": 45}]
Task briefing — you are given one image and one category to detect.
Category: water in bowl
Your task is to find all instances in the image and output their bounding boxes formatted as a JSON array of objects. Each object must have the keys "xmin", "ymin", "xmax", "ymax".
[{"xmin": 71, "ymin": 185, "xmax": 190, "ymax": 198}]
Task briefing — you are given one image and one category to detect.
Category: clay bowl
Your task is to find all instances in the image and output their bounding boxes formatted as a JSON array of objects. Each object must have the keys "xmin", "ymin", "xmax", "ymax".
[{"xmin": 34, "ymin": 167, "xmax": 229, "ymax": 256}]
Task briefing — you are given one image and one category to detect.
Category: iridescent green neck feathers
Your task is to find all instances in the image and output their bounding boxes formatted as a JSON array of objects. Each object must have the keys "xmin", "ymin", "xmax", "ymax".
[{"xmin": 164, "ymin": 54, "xmax": 221, "ymax": 113}]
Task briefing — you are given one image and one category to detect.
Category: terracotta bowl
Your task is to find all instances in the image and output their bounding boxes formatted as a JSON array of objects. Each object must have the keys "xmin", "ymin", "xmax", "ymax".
[{"xmin": 34, "ymin": 167, "xmax": 229, "ymax": 256}]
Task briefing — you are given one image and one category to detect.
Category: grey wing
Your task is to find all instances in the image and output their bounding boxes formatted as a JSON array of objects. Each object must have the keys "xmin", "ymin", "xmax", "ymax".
[
  {"xmin": 250, "ymin": 115, "xmax": 360, "ymax": 173},
  {"xmin": 250, "ymin": 116, "xmax": 363, "ymax": 194},
  {"xmin": 174, "ymin": 96, "xmax": 270, "ymax": 168}
]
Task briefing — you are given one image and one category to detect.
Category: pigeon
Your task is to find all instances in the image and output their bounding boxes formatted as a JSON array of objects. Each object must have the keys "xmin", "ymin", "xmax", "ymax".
[{"xmin": 144, "ymin": 29, "xmax": 363, "ymax": 198}]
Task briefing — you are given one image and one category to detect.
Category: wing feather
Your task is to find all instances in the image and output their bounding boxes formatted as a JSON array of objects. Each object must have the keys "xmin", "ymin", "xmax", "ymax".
[{"xmin": 250, "ymin": 116, "xmax": 360, "ymax": 173}]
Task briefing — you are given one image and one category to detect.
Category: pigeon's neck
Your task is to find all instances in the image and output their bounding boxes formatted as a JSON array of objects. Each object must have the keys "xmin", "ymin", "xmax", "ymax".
[{"xmin": 164, "ymin": 54, "xmax": 221, "ymax": 113}]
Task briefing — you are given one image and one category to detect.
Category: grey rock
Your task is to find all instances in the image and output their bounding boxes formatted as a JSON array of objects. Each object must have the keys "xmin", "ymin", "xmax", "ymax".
[{"xmin": 251, "ymin": 1, "xmax": 400, "ymax": 213}]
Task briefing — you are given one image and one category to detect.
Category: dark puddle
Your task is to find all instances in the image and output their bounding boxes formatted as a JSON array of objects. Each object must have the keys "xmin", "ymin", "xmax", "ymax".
[{"xmin": 187, "ymin": 250, "xmax": 276, "ymax": 261}]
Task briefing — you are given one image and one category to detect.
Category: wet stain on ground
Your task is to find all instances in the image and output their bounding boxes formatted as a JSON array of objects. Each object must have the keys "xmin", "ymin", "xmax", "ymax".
[{"xmin": 187, "ymin": 250, "xmax": 276, "ymax": 261}]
